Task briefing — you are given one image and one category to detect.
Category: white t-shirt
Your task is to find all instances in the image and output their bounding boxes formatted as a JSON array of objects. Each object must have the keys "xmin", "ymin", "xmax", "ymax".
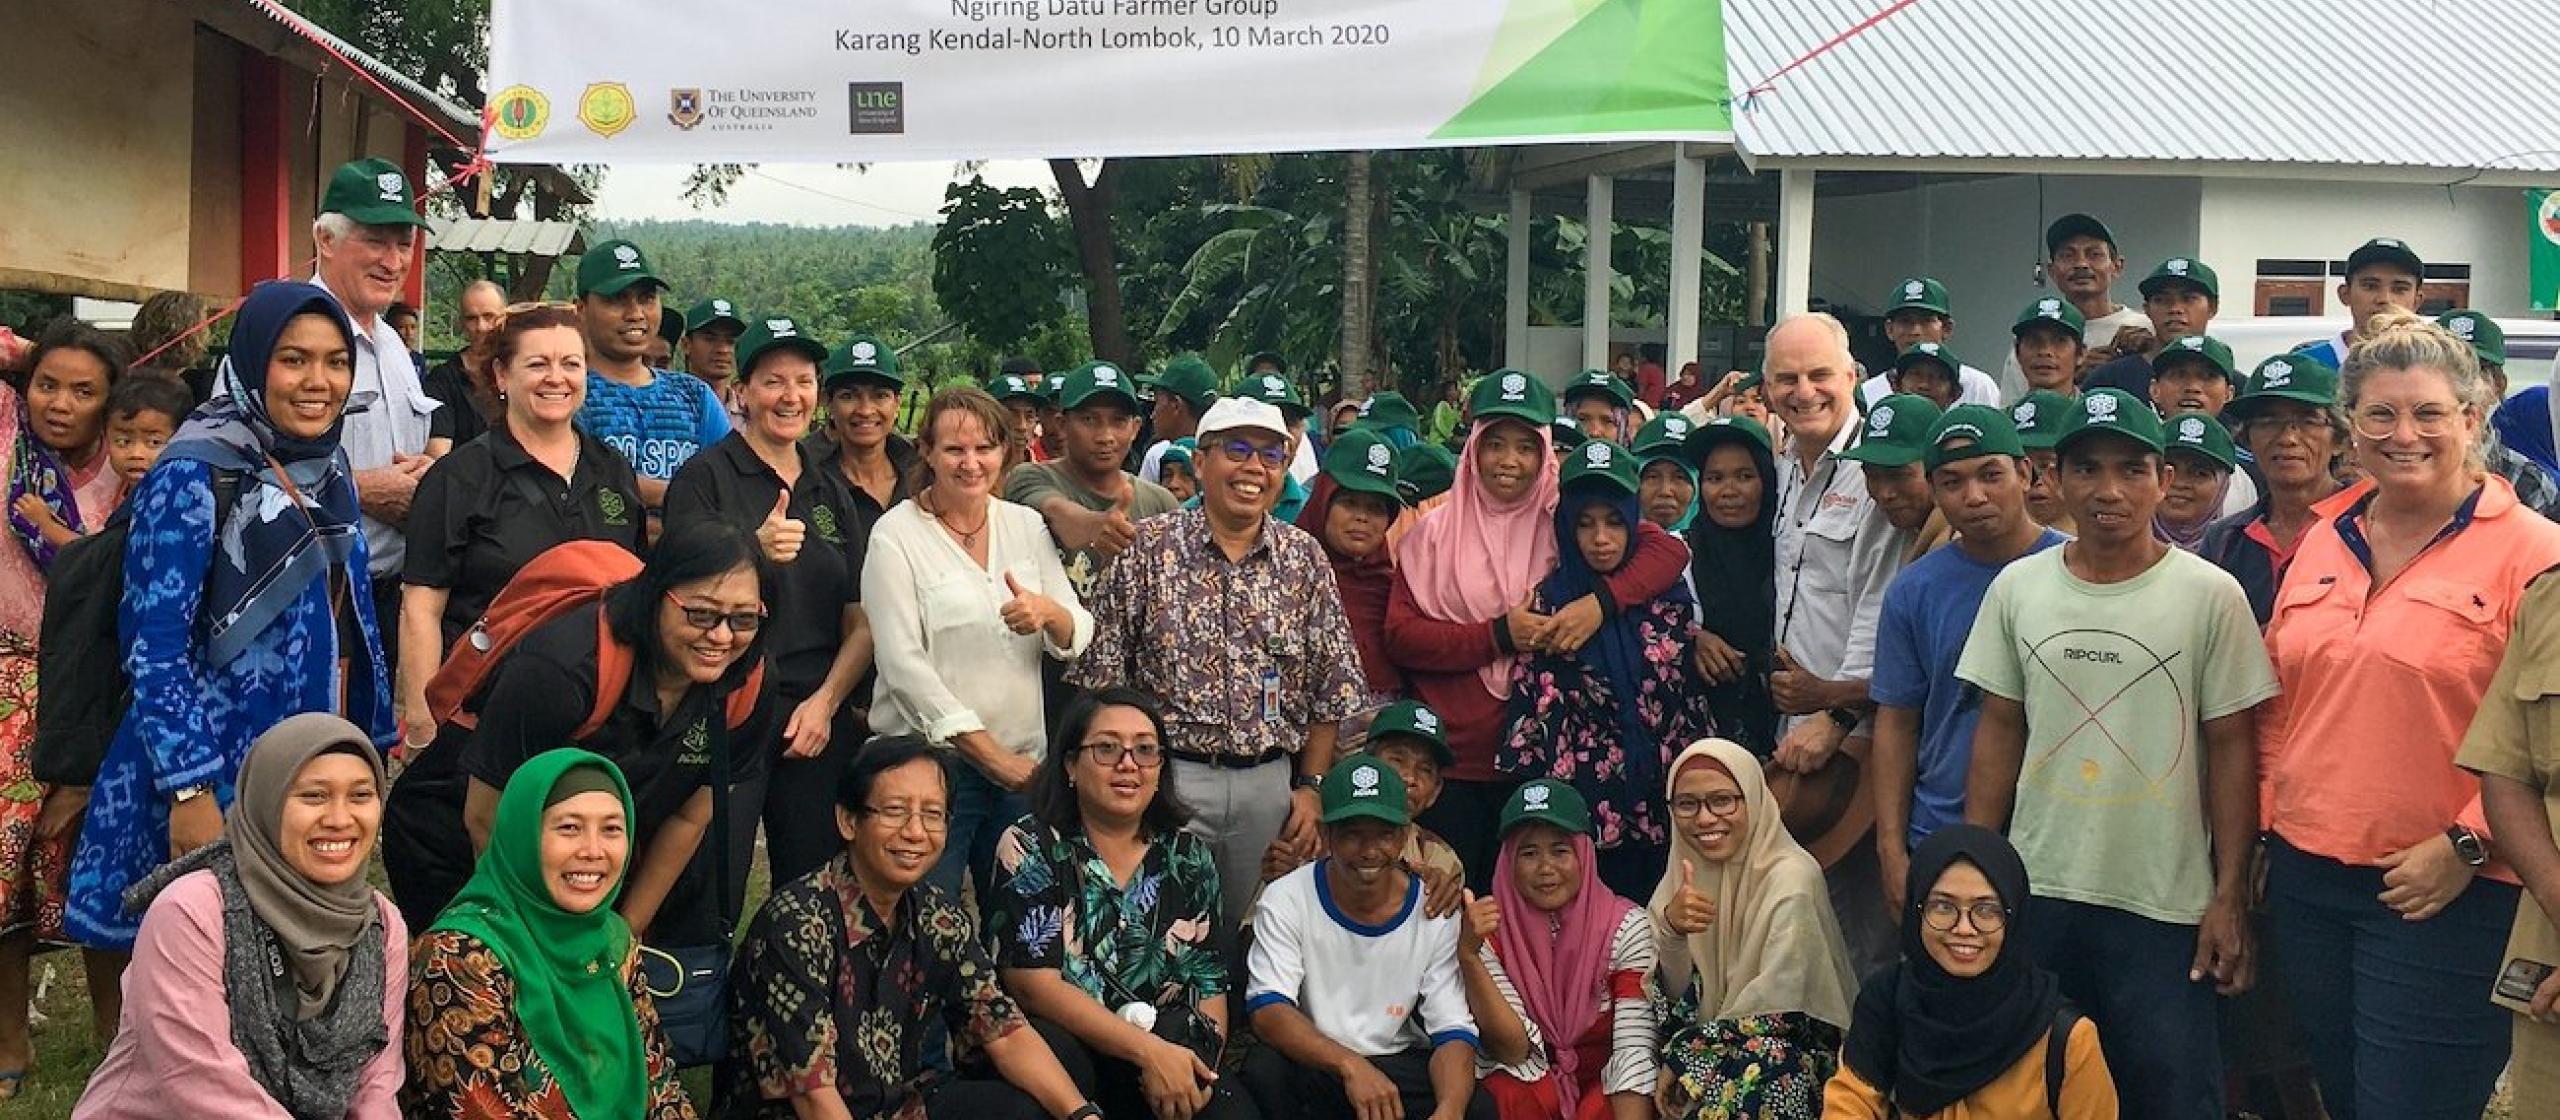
[
  {"xmin": 307, "ymin": 275, "xmax": 437, "ymax": 575},
  {"xmin": 1246, "ymin": 862, "xmax": 1479, "ymax": 1058},
  {"xmin": 1999, "ymin": 304, "xmax": 2149, "ymax": 403},
  {"xmin": 1859, "ymin": 364, "xmax": 2001, "ymax": 411}
]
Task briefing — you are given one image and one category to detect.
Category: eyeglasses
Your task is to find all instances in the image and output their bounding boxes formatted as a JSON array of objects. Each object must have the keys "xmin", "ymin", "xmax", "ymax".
[
  {"xmin": 1216, "ymin": 439, "xmax": 1291, "ymax": 469},
  {"xmin": 861, "ymin": 804, "xmax": 950, "ymax": 833},
  {"xmin": 663, "ymin": 591, "xmax": 766, "ymax": 634},
  {"xmin": 1670, "ymin": 791, "xmax": 1745, "ymax": 819},
  {"xmin": 2351, "ymin": 403, "xmax": 2464, "ymax": 441},
  {"xmin": 1078, "ymin": 741, "xmax": 1163, "ymax": 769},
  {"xmin": 1919, "ymin": 898, "xmax": 2010, "ymax": 933},
  {"xmin": 2248, "ymin": 414, "xmax": 2335, "ymax": 438}
]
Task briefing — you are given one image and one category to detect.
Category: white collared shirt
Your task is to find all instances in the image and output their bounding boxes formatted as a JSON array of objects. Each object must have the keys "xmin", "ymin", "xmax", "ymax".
[
  {"xmin": 309, "ymin": 274, "xmax": 437, "ymax": 575},
  {"xmin": 1774, "ymin": 419, "xmax": 1911, "ymax": 732}
]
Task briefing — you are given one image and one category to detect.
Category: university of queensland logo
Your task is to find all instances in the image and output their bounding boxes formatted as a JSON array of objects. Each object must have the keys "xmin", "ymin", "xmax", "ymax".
[{"xmin": 668, "ymin": 88, "xmax": 705, "ymax": 131}]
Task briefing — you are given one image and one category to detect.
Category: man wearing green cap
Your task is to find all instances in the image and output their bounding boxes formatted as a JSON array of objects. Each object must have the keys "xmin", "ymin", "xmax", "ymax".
[
  {"xmin": 1139, "ymin": 354, "xmax": 1221, "ymax": 485},
  {"xmin": 2084, "ymin": 256, "xmax": 2221, "ymax": 402},
  {"xmin": 1262, "ymin": 700, "xmax": 1470, "ymax": 912},
  {"xmin": 1867, "ymin": 406, "xmax": 2063, "ymax": 914},
  {"xmin": 1244, "ymin": 756, "xmax": 1489, "ymax": 1120},
  {"xmin": 2007, "ymin": 295, "xmax": 2089, "ymax": 400},
  {"xmin": 2198, "ymin": 355, "xmax": 2346, "ymax": 624},
  {"xmin": 986, "ymin": 371, "xmax": 1051, "ymax": 472},
  {"xmin": 2008, "ymin": 389, "xmax": 2076, "ymax": 533},
  {"xmin": 1958, "ymin": 387, "xmax": 2277, "ymax": 1120},
  {"xmin": 1997, "ymin": 215, "xmax": 2148, "ymax": 400},
  {"xmin": 1005, "ymin": 360, "xmax": 1179, "ymax": 600},
  {"xmin": 572, "ymin": 239, "xmax": 731, "ymax": 513},
  {"xmin": 2299, "ymin": 238, "xmax": 2426, "ymax": 369},
  {"xmin": 2143, "ymin": 334, "xmax": 2261, "ymax": 522},
  {"xmin": 1862, "ymin": 278, "xmax": 2000, "ymax": 407},
  {"xmin": 1840, "ymin": 393, "xmax": 1944, "ymax": 550},
  {"xmin": 679, "ymin": 297, "xmax": 746, "ymax": 387},
  {"xmin": 312, "ymin": 157, "xmax": 439, "ymax": 666},
  {"xmin": 1888, "ymin": 343, "xmax": 1966, "ymax": 411}
]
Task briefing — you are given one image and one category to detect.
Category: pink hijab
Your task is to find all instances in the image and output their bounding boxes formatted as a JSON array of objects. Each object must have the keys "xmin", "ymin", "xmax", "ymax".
[
  {"xmin": 1396, "ymin": 418, "xmax": 1560, "ymax": 697},
  {"xmin": 1492, "ymin": 828, "xmax": 1635, "ymax": 1117}
]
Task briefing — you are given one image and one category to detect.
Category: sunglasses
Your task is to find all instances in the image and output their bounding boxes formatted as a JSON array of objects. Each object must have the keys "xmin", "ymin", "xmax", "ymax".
[{"xmin": 663, "ymin": 591, "xmax": 765, "ymax": 635}]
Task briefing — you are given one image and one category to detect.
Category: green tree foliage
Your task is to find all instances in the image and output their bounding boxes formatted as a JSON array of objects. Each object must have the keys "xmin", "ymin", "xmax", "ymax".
[{"xmin": 931, "ymin": 178, "xmax": 1075, "ymax": 351}]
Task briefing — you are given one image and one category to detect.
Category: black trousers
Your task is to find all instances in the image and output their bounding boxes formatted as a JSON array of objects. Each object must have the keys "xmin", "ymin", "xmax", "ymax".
[
  {"xmin": 1243, "ymin": 1045, "xmax": 1494, "ymax": 1120},
  {"xmin": 724, "ymin": 685, "xmax": 869, "ymax": 894},
  {"xmin": 1034, "ymin": 1018, "xmax": 1260, "ymax": 1120}
]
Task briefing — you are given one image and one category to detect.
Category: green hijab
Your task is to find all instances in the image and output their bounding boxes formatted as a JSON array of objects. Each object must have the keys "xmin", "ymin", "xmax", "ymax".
[{"xmin": 428, "ymin": 749, "xmax": 646, "ymax": 1120}]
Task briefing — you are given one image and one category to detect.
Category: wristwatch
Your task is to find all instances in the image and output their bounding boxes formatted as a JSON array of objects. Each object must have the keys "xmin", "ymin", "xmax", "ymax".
[
  {"xmin": 1293, "ymin": 774, "xmax": 1323, "ymax": 791},
  {"xmin": 1825, "ymin": 706, "xmax": 1861, "ymax": 732},
  {"xmin": 1067, "ymin": 1104, "xmax": 1104, "ymax": 1120},
  {"xmin": 2447, "ymin": 824, "xmax": 2490, "ymax": 868},
  {"xmin": 173, "ymin": 784, "xmax": 212, "ymax": 804}
]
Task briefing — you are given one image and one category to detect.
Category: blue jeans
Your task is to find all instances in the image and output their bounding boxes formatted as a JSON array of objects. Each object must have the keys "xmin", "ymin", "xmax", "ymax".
[
  {"xmin": 2264, "ymin": 835, "xmax": 2517, "ymax": 1120},
  {"xmin": 926, "ymin": 757, "xmax": 1027, "ymax": 902},
  {"xmin": 2024, "ymin": 896, "xmax": 2223, "ymax": 1120}
]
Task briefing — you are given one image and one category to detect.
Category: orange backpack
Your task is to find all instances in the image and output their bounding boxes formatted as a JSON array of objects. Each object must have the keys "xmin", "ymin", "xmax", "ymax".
[{"xmin": 425, "ymin": 540, "xmax": 762, "ymax": 737}]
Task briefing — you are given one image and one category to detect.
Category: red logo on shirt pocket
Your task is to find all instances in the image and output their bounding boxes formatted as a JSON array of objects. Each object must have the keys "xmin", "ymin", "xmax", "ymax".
[{"xmin": 1387, "ymin": 1003, "xmax": 1408, "ymax": 1019}]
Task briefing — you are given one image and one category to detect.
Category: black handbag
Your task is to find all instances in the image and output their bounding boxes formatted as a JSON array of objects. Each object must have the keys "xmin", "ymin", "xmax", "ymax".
[{"xmin": 640, "ymin": 712, "xmax": 737, "ymax": 1068}]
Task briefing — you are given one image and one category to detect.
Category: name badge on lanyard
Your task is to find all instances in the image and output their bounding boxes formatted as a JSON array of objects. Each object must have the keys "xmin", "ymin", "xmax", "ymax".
[{"xmin": 1260, "ymin": 632, "xmax": 1285, "ymax": 720}]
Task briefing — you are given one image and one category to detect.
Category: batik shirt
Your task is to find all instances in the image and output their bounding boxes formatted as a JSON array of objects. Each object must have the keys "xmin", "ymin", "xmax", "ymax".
[
  {"xmin": 401, "ymin": 930, "xmax": 696, "ymax": 1120},
  {"xmin": 986, "ymin": 820, "xmax": 1229, "ymax": 1010},
  {"xmin": 1069, "ymin": 507, "xmax": 1366, "ymax": 760},
  {"xmin": 728, "ymin": 854, "xmax": 1025, "ymax": 1120}
]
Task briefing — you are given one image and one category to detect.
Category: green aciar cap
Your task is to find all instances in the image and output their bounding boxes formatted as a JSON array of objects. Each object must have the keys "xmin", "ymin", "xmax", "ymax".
[
  {"xmin": 1735, "ymin": 370, "xmax": 1765, "ymax": 394},
  {"xmin": 1470, "ymin": 369, "xmax": 1558, "ymax": 429},
  {"xmin": 1240, "ymin": 371, "xmax": 1311, "ymax": 420},
  {"xmin": 2153, "ymin": 334, "xmax": 2238, "ymax": 384},
  {"xmin": 319, "ymin": 158, "xmax": 430, "ymax": 229},
  {"xmin": 2056, "ymin": 388, "xmax": 2167, "ymax": 454},
  {"xmin": 2438, "ymin": 309, "xmax": 2506, "ymax": 368},
  {"xmin": 1365, "ymin": 700, "xmax": 1452, "ymax": 768},
  {"xmin": 1352, "ymin": 391, "xmax": 1422, "ymax": 433},
  {"xmin": 985, "ymin": 373, "xmax": 1044, "ymax": 404},
  {"xmin": 1925, "ymin": 404, "xmax": 2028, "ymax": 472},
  {"xmin": 2162, "ymin": 410, "xmax": 2238, "ymax": 472},
  {"xmin": 822, "ymin": 333, "xmax": 902, "ymax": 390},
  {"xmin": 1688, "ymin": 414, "xmax": 1774, "ymax": 459},
  {"xmin": 1551, "ymin": 418, "xmax": 1587, "ymax": 454},
  {"xmin": 1562, "ymin": 369, "xmax": 1635, "ymax": 409},
  {"xmin": 656, "ymin": 305, "xmax": 686, "ymax": 348},
  {"xmin": 1887, "ymin": 276, "xmax": 1952, "ymax": 317},
  {"xmin": 1500, "ymin": 779, "xmax": 1593, "ymax": 838},
  {"xmin": 1056, "ymin": 360, "xmax": 1142, "ymax": 412},
  {"xmin": 1148, "ymin": 355, "xmax": 1221, "ymax": 410},
  {"xmin": 2138, "ymin": 256, "xmax": 2220, "ymax": 301},
  {"xmin": 1840, "ymin": 393, "xmax": 1945, "ymax": 467},
  {"xmin": 2012, "ymin": 295, "xmax": 2087, "ymax": 339},
  {"xmin": 684, "ymin": 298, "xmax": 745, "ymax": 336},
  {"xmin": 1894, "ymin": 342, "xmax": 1965, "ymax": 382},
  {"xmin": 1319, "ymin": 428, "xmax": 1403, "ymax": 506},
  {"xmin": 1396, "ymin": 443, "xmax": 1457, "ymax": 504},
  {"xmin": 1631, "ymin": 412, "xmax": 1700, "ymax": 467},
  {"xmin": 2008, "ymin": 390, "xmax": 2075, "ymax": 451},
  {"xmin": 2230, "ymin": 353, "xmax": 2339, "ymax": 419},
  {"xmin": 1559, "ymin": 438, "xmax": 1640, "ymax": 495},
  {"xmin": 1319, "ymin": 755, "xmax": 1409, "ymax": 826},
  {"xmin": 2347, "ymin": 237, "xmax": 2425, "ymax": 280},
  {"xmin": 734, "ymin": 314, "xmax": 828, "ymax": 376},
  {"xmin": 577, "ymin": 239, "xmax": 667, "ymax": 299}
]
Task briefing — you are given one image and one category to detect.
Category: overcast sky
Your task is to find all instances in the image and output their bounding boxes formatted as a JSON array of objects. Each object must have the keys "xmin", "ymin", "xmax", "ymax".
[{"xmin": 586, "ymin": 159, "xmax": 1053, "ymax": 227}]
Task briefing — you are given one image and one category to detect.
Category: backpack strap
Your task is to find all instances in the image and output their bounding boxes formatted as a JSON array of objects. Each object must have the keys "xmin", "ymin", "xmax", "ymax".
[{"xmin": 2045, "ymin": 1004, "xmax": 2081, "ymax": 1118}]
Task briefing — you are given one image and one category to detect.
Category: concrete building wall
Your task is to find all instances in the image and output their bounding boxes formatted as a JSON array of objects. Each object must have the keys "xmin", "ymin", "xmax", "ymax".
[
  {"xmin": 2198, "ymin": 178, "xmax": 2533, "ymax": 316},
  {"xmin": 0, "ymin": 0, "xmax": 200, "ymax": 300},
  {"xmin": 189, "ymin": 26, "xmax": 245, "ymax": 297}
]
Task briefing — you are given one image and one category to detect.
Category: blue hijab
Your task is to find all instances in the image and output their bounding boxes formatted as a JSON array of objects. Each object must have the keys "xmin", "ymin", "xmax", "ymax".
[
  {"xmin": 160, "ymin": 281, "xmax": 366, "ymax": 666},
  {"xmin": 1540, "ymin": 482, "xmax": 1695, "ymax": 769},
  {"xmin": 2493, "ymin": 386, "xmax": 2559, "ymax": 479},
  {"xmin": 1636, "ymin": 450, "xmax": 1699, "ymax": 532}
]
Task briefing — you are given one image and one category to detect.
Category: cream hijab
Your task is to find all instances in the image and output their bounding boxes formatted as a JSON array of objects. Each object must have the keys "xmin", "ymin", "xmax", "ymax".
[{"xmin": 1649, "ymin": 738, "xmax": 1857, "ymax": 1029}]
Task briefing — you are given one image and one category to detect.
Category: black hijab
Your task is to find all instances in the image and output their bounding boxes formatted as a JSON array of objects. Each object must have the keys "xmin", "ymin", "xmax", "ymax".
[
  {"xmin": 1684, "ymin": 432, "xmax": 1780, "ymax": 754},
  {"xmin": 1841, "ymin": 824, "xmax": 2065, "ymax": 1115}
]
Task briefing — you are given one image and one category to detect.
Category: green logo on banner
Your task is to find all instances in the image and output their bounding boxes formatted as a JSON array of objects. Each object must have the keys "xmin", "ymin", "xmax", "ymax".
[{"xmin": 2533, "ymin": 189, "xmax": 2560, "ymax": 313}]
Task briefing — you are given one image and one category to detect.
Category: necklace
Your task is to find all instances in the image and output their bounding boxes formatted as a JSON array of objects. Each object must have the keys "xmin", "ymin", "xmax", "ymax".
[{"xmin": 929, "ymin": 494, "xmax": 990, "ymax": 548}]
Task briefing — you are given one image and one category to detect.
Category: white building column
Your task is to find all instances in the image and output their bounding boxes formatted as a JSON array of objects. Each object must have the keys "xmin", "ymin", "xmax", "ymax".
[
  {"xmin": 1583, "ymin": 174, "xmax": 1614, "ymax": 373},
  {"xmin": 1667, "ymin": 153, "xmax": 1707, "ymax": 382},
  {"xmin": 1776, "ymin": 167, "xmax": 1815, "ymax": 322},
  {"xmin": 1506, "ymin": 188, "xmax": 1532, "ymax": 369}
]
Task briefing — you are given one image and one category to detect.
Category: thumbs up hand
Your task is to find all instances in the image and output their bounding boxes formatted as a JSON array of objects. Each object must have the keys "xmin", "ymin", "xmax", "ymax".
[
  {"xmin": 1459, "ymin": 889, "xmax": 1501, "ymax": 956},
  {"xmin": 1664, "ymin": 858, "xmax": 1717, "ymax": 935},
  {"xmin": 999, "ymin": 570, "xmax": 1057, "ymax": 638},
  {"xmin": 1098, "ymin": 485, "xmax": 1140, "ymax": 557},
  {"xmin": 756, "ymin": 489, "xmax": 805, "ymax": 564}
]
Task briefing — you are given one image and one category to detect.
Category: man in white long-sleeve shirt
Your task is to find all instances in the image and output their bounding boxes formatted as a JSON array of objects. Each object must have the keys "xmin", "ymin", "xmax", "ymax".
[{"xmin": 1246, "ymin": 757, "xmax": 1493, "ymax": 1120}]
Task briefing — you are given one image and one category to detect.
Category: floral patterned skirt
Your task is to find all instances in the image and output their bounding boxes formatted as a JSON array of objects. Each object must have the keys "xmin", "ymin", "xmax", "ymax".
[
  {"xmin": 1659, "ymin": 1011, "xmax": 1841, "ymax": 1120},
  {"xmin": 0, "ymin": 641, "xmax": 67, "ymax": 941}
]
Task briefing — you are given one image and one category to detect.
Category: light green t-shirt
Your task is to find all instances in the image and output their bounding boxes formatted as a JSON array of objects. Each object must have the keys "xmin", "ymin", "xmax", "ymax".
[{"xmin": 1955, "ymin": 546, "xmax": 2278, "ymax": 924}]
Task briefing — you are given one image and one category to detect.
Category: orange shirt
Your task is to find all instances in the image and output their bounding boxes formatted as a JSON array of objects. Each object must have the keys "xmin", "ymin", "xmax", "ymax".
[
  {"xmin": 2260, "ymin": 475, "xmax": 2560, "ymax": 881},
  {"xmin": 1822, "ymin": 1018, "xmax": 2117, "ymax": 1119}
]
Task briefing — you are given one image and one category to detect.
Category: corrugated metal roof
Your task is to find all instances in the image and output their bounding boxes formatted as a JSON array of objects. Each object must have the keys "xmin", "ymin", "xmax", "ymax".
[
  {"xmin": 428, "ymin": 218, "xmax": 584, "ymax": 259},
  {"xmin": 1726, "ymin": 0, "xmax": 2560, "ymax": 175}
]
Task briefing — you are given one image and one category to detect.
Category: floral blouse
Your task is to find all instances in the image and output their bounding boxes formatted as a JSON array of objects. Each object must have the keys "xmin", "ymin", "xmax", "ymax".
[
  {"xmin": 401, "ymin": 929, "xmax": 695, "ymax": 1120},
  {"xmin": 727, "ymin": 853, "xmax": 1026, "ymax": 1120},
  {"xmin": 1498, "ymin": 592, "xmax": 1718, "ymax": 850},
  {"xmin": 985, "ymin": 820, "xmax": 1228, "ymax": 1011},
  {"xmin": 1651, "ymin": 969, "xmax": 1841, "ymax": 1120}
]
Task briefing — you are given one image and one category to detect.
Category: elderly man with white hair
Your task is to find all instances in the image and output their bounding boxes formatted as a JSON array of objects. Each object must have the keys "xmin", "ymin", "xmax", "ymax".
[{"xmin": 308, "ymin": 158, "xmax": 440, "ymax": 678}]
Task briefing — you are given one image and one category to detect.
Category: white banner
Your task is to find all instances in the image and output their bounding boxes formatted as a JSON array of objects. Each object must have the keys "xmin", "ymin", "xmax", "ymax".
[{"xmin": 484, "ymin": 0, "xmax": 1730, "ymax": 164}]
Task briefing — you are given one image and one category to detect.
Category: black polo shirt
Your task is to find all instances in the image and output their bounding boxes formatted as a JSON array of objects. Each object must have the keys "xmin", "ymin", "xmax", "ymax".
[
  {"xmin": 421, "ymin": 357, "xmax": 494, "ymax": 447},
  {"xmin": 405, "ymin": 425, "xmax": 647, "ymax": 650},
  {"xmin": 665, "ymin": 432, "xmax": 863, "ymax": 691},
  {"xmin": 806, "ymin": 429, "xmax": 919, "ymax": 541}
]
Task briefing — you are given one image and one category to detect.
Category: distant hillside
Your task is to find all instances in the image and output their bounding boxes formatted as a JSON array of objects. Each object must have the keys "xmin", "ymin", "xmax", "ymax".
[{"xmin": 590, "ymin": 219, "xmax": 944, "ymax": 344}]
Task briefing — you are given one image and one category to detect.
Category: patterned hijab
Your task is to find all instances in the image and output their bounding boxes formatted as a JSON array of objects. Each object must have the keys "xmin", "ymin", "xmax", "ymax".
[
  {"xmin": 158, "ymin": 281, "xmax": 365, "ymax": 666},
  {"xmin": 7, "ymin": 394, "xmax": 89, "ymax": 570},
  {"xmin": 429, "ymin": 750, "xmax": 647, "ymax": 1120}
]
